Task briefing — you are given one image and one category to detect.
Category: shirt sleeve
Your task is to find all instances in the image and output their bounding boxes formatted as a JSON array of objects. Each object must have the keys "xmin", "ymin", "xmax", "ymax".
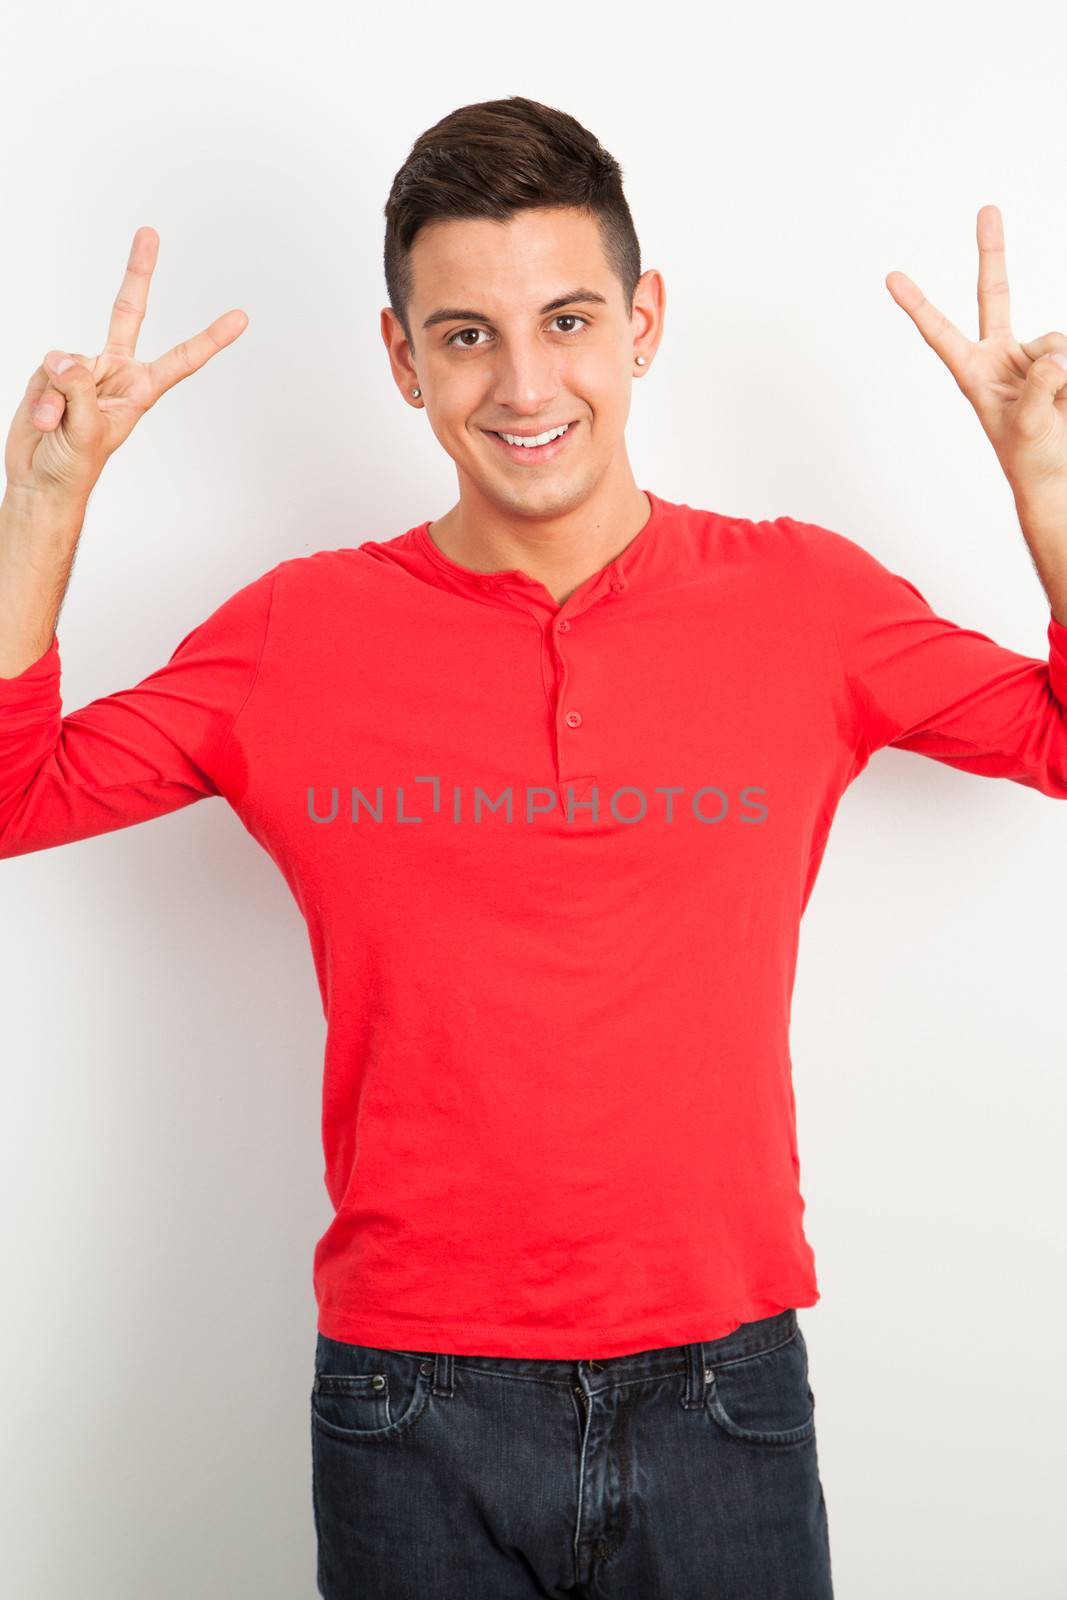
[
  {"xmin": 0, "ymin": 561, "xmax": 279, "ymax": 859},
  {"xmin": 790, "ymin": 516, "xmax": 1067, "ymax": 798}
]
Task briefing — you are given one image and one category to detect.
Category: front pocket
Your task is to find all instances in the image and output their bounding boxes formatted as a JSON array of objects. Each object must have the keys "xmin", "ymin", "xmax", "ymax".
[
  {"xmin": 312, "ymin": 1371, "xmax": 393, "ymax": 1434},
  {"xmin": 704, "ymin": 1327, "xmax": 816, "ymax": 1447},
  {"xmin": 310, "ymin": 1336, "xmax": 434, "ymax": 1443}
]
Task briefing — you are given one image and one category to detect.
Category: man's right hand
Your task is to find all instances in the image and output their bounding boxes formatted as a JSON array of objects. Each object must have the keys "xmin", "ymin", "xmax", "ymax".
[{"xmin": 3, "ymin": 225, "xmax": 249, "ymax": 506}]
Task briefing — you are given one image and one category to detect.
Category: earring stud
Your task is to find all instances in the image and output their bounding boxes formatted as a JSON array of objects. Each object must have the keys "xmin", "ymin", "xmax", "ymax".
[
  {"xmin": 635, "ymin": 356, "xmax": 646, "ymax": 367},
  {"xmin": 411, "ymin": 387, "xmax": 421, "ymax": 398}
]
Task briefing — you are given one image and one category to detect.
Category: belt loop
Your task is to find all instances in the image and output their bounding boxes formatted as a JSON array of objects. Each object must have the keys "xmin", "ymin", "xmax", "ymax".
[
  {"xmin": 431, "ymin": 1351, "xmax": 454, "ymax": 1397},
  {"xmin": 683, "ymin": 1341, "xmax": 708, "ymax": 1410}
]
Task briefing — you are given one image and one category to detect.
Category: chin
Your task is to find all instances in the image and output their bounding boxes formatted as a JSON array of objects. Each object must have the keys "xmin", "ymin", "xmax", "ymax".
[{"xmin": 511, "ymin": 477, "xmax": 594, "ymax": 517}]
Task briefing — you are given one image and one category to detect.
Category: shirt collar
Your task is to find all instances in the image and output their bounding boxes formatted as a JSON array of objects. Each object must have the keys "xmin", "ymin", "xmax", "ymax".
[{"xmin": 411, "ymin": 488, "xmax": 667, "ymax": 619}]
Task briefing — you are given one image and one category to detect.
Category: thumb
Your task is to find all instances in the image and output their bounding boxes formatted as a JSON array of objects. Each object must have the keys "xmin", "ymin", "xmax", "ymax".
[{"xmin": 32, "ymin": 351, "xmax": 103, "ymax": 448}]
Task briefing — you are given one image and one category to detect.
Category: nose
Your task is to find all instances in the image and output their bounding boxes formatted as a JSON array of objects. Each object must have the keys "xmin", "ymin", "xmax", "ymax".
[{"xmin": 489, "ymin": 340, "xmax": 563, "ymax": 421}]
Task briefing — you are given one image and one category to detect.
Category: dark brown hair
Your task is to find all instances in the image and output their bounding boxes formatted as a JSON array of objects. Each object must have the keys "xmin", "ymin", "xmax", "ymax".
[{"xmin": 383, "ymin": 96, "xmax": 642, "ymax": 348}]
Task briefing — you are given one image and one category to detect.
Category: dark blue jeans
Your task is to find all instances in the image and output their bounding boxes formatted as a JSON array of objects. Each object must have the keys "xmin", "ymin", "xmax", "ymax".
[{"xmin": 310, "ymin": 1306, "xmax": 833, "ymax": 1598}]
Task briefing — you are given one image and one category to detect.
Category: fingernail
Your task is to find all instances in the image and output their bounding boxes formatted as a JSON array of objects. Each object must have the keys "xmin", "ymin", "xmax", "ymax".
[
  {"xmin": 46, "ymin": 353, "xmax": 74, "ymax": 375},
  {"xmin": 1049, "ymin": 353, "xmax": 1067, "ymax": 372}
]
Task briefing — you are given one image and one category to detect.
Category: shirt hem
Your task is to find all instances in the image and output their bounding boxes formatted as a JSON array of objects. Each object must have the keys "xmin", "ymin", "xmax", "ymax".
[{"xmin": 315, "ymin": 1285, "xmax": 821, "ymax": 1359}]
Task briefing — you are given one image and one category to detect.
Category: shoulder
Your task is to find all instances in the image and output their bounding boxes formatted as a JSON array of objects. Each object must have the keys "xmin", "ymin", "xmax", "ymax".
[
  {"xmin": 271, "ymin": 540, "xmax": 408, "ymax": 598},
  {"xmin": 659, "ymin": 500, "xmax": 830, "ymax": 590}
]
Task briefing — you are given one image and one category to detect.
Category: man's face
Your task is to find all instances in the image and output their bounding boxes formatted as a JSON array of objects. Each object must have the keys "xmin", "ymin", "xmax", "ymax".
[{"xmin": 383, "ymin": 207, "xmax": 660, "ymax": 521}]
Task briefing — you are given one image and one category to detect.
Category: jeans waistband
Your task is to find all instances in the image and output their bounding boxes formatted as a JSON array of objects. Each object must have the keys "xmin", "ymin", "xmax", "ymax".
[{"xmin": 382, "ymin": 1307, "xmax": 799, "ymax": 1403}]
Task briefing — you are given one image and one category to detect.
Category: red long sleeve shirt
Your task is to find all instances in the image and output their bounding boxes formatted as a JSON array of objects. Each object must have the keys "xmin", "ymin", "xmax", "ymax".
[{"xmin": 4, "ymin": 489, "xmax": 1067, "ymax": 1357}]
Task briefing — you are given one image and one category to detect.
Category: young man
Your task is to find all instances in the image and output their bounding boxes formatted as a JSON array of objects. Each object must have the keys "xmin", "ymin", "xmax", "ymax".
[{"xmin": 3, "ymin": 96, "xmax": 1066, "ymax": 1600}]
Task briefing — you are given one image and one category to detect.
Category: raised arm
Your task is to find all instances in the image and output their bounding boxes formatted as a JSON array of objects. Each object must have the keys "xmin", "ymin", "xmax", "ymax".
[
  {"xmin": 0, "ymin": 560, "xmax": 277, "ymax": 858},
  {"xmin": 792, "ymin": 516, "xmax": 1067, "ymax": 798},
  {"xmin": 0, "ymin": 225, "xmax": 272, "ymax": 858}
]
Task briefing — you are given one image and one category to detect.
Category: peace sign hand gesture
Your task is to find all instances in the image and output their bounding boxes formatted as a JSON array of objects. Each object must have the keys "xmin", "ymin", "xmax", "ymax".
[
  {"xmin": 886, "ymin": 205, "xmax": 1067, "ymax": 522},
  {"xmin": 4, "ymin": 226, "xmax": 248, "ymax": 506}
]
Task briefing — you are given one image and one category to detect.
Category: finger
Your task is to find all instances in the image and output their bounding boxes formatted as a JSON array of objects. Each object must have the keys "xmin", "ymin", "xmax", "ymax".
[
  {"xmin": 885, "ymin": 270, "xmax": 973, "ymax": 386},
  {"xmin": 104, "ymin": 225, "xmax": 159, "ymax": 360},
  {"xmin": 26, "ymin": 352, "xmax": 94, "ymax": 430},
  {"xmin": 1013, "ymin": 350, "xmax": 1067, "ymax": 442},
  {"xmin": 30, "ymin": 352, "xmax": 102, "ymax": 446},
  {"xmin": 26, "ymin": 355, "xmax": 69, "ymax": 430},
  {"xmin": 30, "ymin": 393, "xmax": 66, "ymax": 430},
  {"xmin": 24, "ymin": 365, "xmax": 54, "ymax": 414},
  {"xmin": 1019, "ymin": 331, "xmax": 1067, "ymax": 363},
  {"xmin": 146, "ymin": 308, "xmax": 249, "ymax": 399},
  {"xmin": 976, "ymin": 203, "xmax": 1012, "ymax": 342}
]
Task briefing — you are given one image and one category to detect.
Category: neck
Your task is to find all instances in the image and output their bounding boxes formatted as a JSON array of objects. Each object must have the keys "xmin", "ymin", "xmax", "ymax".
[{"xmin": 426, "ymin": 472, "xmax": 652, "ymax": 607}]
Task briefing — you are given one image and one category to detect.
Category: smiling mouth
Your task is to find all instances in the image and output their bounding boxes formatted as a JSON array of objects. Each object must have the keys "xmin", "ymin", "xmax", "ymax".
[{"xmin": 484, "ymin": 420, "xmax": 580, "ymax": 462}]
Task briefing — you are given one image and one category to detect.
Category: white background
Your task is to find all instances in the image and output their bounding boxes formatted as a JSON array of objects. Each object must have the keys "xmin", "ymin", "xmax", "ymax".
[{"xmin": 2, "ymin": 0, "xmax": 1065, "ymax": 1594}]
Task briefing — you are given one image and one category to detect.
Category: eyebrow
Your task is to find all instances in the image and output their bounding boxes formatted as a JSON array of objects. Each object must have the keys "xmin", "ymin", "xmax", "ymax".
[{"xmin": 421, "ymin": 287, "xmax": 609, "ymax": 332}]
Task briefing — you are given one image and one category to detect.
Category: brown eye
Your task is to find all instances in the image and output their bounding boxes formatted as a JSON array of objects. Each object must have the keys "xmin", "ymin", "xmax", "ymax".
[
  {"xmin": 445, "ymin": 315, "xmax": 589, "ymax": 349},
  {"xmin": 445, "ymin": 327, "xmax": 489, "ymax": 349}
]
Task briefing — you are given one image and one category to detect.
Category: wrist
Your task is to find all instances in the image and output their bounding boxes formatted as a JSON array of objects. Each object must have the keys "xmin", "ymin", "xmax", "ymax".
[
  {"xmin": 1012, "ymin": 483, "xmax": 1067, "ymax": 529},
  {"xmin": 3, "ymin": 478, "xmax": 90, "ymax": 509},
  {"xmin": 2, "ymin": 482, "xmax": 89, "ymax": 542}
]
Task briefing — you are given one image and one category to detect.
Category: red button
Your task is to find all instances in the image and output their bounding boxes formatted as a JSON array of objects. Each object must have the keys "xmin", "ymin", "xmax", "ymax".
[
  {"xmin": 565, "ymin": 710, "xmax": 582, "ymax": 728},
  {"xmin": 479, "ymin": 579, "xmax": 494, "ymax": 591},
  {"xmin": 557, "ymin": 619, "xmax": 571, "ymax": 632},
  {"xmin": 610, "ymin": 579, "xmax": 625, "ymax": 592}
]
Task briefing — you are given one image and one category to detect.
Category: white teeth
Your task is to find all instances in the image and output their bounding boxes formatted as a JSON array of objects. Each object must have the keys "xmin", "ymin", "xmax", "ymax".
[{"xmin": 497, "ymin": 423, "xmax": 570, "ymax": 448}]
